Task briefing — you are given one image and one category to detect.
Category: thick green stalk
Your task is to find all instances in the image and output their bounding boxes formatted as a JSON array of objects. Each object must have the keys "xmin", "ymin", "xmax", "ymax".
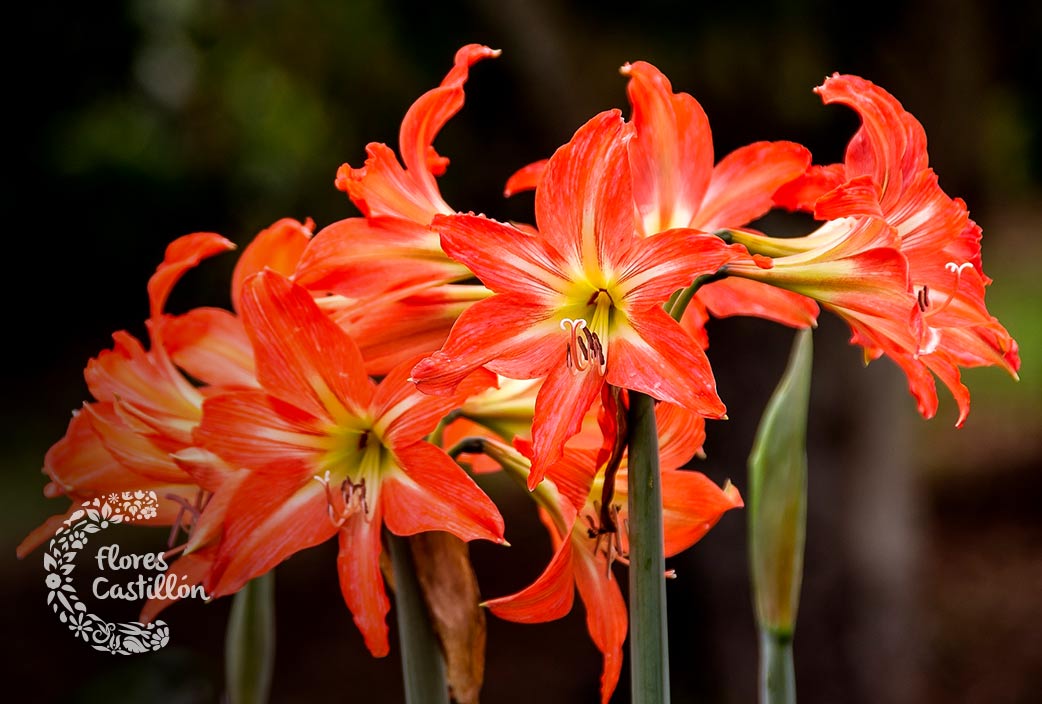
[
  {"xmin": 388, "ymin": 532, "xmax": 449, "ymax": 704},
  {"xmin": 225, "ymin": 572, "xmax": 276, "ymax": 704},
  {"xmin": 759, "ymin": 630, "xmax": 795, "ymax": 704},
  {"xmin": 627, "ymin": 390, "xmax": 670, "ymax": 704}
]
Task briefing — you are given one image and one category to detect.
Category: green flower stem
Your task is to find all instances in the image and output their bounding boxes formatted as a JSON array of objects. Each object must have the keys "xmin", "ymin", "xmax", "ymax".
[
  {"xmin": 666, "ymin": 271, "xmax": 727, "ymax": 322},
  {"xmin": 759, "ymin": 629, "xmax": 795, "ymax": 704},
  {"xmin": 387, "ymin": 531, "xmax": 449, "ymax": 704},
  {"xmin": 748, "ymin": 329, "xmax": 813, "ymax": 704},
  {"xmin": 225, "ymin": 572, "xmax": 275, "ymax": 704},
  {"xmin": 627, "ymin": 390, "xmax": 670, "ymax": 704}
]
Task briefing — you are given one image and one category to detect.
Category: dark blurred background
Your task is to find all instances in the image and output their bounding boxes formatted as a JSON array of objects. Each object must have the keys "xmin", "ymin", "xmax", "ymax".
[{"xmin": 4, "ymin": 1, "xmax": 1040, "ymax": 702}]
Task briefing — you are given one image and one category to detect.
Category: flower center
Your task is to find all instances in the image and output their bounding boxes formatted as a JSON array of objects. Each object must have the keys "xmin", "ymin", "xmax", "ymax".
[
  {"xmin": 560, "ymin": 288, "xmax": 615, "ymax": 373},
  {"xmin": 315, "ymin": 428, "xmax": 387, "ymax": 526}
]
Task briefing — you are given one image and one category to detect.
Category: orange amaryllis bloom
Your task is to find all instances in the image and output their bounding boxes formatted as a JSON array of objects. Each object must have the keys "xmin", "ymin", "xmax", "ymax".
[
  {"xmin": 475, "ymin": 403, "xmax": 740, "ymax": 704},
  {"xmin": 503, "ymin": 61, "xmax": 819, "ymax": 347},
  {"xmin": 194, "ymin": 271, "xmax": 505, "ymax": 656},
  {"xmin": 412, "ymin": 110, "xmax": 748, "ymax": 487},
  {"xmin": 737, "ymin": 74, "xmax": 1019, "ymax": 424},
  {"xmin": 19, "ymin": 232, "xmax": 240, "ymax": 557},
  {"xmin": 294, "ymin": 44, "xmax": 499, "ymax": 298},
  {"xmin": 623, "ymin": 60, "xmax": 821, "ymax": 346},
  {"xmin": 157, "ymin": 218, "xmax": 313, "ymax": 389}
]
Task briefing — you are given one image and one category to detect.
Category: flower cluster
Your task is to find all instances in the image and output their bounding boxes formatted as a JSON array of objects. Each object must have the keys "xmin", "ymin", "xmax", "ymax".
[{"xmin": 22, "ymin": 45, "xmax": 1017, "ymax": 702}]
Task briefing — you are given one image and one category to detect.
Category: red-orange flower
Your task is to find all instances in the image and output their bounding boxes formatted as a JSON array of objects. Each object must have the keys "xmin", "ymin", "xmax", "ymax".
[
  {"xmin": 733, "ymin": 74, "xmax": 1019, "ymax": 424},
  {"xmin": 504, "ymin": 61, "xmax": 819, "ymax": 347},
  {"xmin": 294, "ymin": 44, "xmax": 499, "ymax": 298},
  {"xmin": 18, "ymin": 232, "xmax": 239, "ymax": 558},
  {"xmin": 194, "ymin": 271, "xmax": 505, "ymax": 656},
  {"xmin": 411, "ymin": 110, "xmax": 748, "ymax": 487},
  {"xmin": 475, "ymin": 402, "xmax": 741, "ymax": 704}
]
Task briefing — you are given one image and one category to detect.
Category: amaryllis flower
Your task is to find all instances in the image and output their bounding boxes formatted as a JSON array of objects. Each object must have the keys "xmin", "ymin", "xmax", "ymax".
[
  {"xmin": 731, "ymin": 74, "xmax": 1020, "ymax": 424},
  {"xmin": 474, "ymin": 402, "xmax": 741, "ymax": 704},
  {"xmin": 412, "ymin": 110, "xmax": 750, "ymax": 487},
  {"xmin": 194, "ymin": 271, "xmax": 505, "ymax": 656},
  {"xmin": 622, "ymin": 60, "xmax": 821, "ymax": 346},
  {"xmin": 294, "ymin": 44, "xmax": 499, "ymax": 298},
  {"xmin": 18, "ymin": 232, "xmax": 240, "ymax": 558},
  {"xmin": 504, "ymin": 61, "xmax": 819, "ymax": 347}
]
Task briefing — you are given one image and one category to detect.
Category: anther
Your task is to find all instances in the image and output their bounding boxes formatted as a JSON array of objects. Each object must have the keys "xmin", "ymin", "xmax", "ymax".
[
  {"xmin": 915, "ymin": 261, "xmax": 974, "ymax": 356},
  {"xmin": 917, "ymin": 285, "xmax": 930, "ymax": 312}
]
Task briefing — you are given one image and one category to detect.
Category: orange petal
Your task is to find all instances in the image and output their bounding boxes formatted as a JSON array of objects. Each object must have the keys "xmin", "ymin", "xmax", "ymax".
[
  {"xmin": 231, "ymin": 218, "xmax": 312, "ymax": 313},
  {"xmin": 484, "ymin": 530, "xmax": 575, "ymax": 623},
  {"xmin": 623, "ymin": 60, "xmax": 713, "ymax": 234},
  {"xmin": 608, "ymin": 306, "xmax": 726, "ymax": 418},
  {"xmin": 148, "ymin": 232, "xmax": 236, "ymax": 322},
  {"xmin": 535, "ymin": 110, "xmax": 634, "ymax": 271},
  {"xmin": 383, "ymin": 442, "xmax": 505, "ymax": 543},
  {"xmin": 504, "ymin": 159, "xmax": 548, "ymax": 197},
  {"xmin": 239, "ymin": 271, "xmax": 374, "ymax": 420},
  {"xmin": 337, "ymin": 507, "xmax": 391, "ymax": 657},
  {"xmin": 156, "ymin": 308, "xmax": 257, "ymax": 388}
]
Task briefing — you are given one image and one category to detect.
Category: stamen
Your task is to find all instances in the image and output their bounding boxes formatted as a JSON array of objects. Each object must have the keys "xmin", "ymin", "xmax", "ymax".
[
  {"xmin": 313, "ymin": 472, "xmax": 368, "ymax": 528},
  {"xmin": 916, "ymin": 285, "xmax": 930, "ymax": 312},
  {"xmin": 559, "ymin": 317, "xmax": 606, "ymax": 374},
  {"xmin": 581, "ymin": 501, "xmax": 630, "ymax": 578},
  {"xmin": 165, "ymin": 489, "xmax": 208, "ymax": 549},
  {"xmin": 915, "ymin": 262, "xmax": 973, "ymax": 357}
]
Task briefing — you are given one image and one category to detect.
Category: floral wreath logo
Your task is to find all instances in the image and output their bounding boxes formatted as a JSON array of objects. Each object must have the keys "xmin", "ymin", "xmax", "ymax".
[{"xmin": 44, "ymin": 490, "xmax": 170, "ymax": 654}]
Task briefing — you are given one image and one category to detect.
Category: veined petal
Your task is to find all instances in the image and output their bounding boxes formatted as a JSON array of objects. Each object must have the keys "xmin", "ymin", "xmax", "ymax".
[
  {"xmin": 209, "ymin": 470, "xmax": 335, "ymax": 597},
  {"xmin": 615, "ymin": 230, "xmax": 749, "ymax": 310},
  {"xmin": 240, "ymin": 271, "xmax": 373, "ymax": 421},
  {"xmin": 483, "ymin": 528, "xmax": 575, "ymax": 623},
  {"xmin": 696, "ymin": 278, "xmax": 820, "ymax": 330},
  {"xmin": 86, "ymin": 330, "xmax": 202, "ymax": 423},
  {"xmin": 294, "ymin": 216, "xmax": 469, "ymax": 298},
  {"xmin": 812, "ymin": 175, "xmax": 884, "ymax": 220},
  {"xmin": 773, "ymin": 163, "xmax": 847, "ymax": 212},
  {"xmin": 43, "ymin": 404, "xmax": 162, "ymax": 495},
  {"xmin": 337, "ymin": 506, "xmax": 391, "ymax": 657},
  {"xmin": 399, "ymin": 44, "xmax": 499, "ymax": 207},
  {"xmin": 571, "ymin": 537, "xmax": 627, "ymax": 704},
  {"xmin": 623, "ymin": 60, "xmax": 713, "ymax": 235},
  {"xmin": 195, "ymin": 390, "xmax": 330, "ymax": 474},
  {"xmin": 337, "ymin": 143, "xmax": 445, "ymax": 223},
  {"xmin": 156, "ymin": 308, "xmax": 257, "ymax": 388},
  {"xmin": 504, "ymin": 159, "xmax": 548, "ymax": 197},
  {"xmin": 535, "ymin": 110, "xmax": 636, "ymax": 274},
  {"xmin": 657, "ymin": 471, "xmax": 743, "ymax": 556},
  {"xmin": 607, "ymin": 306, "xmax": 726, "ymax": 417},
  {"xmin": 694, "ymin": 141, "xmax": 812, "ymax": 230},
  {"xmin": 373, "ymin": 358, "xmax": 496, "ymax": 446},
  {"xmin": 655, "ymin": 402, "xmax": 707, "ymax": 471},
  {"xmin": 383, "ymin": 442, "xmax": 505, "ymax": 543},
  {"xmin": 816, "ymin": 73, "xmax": 928, "ymax": 208},
  {"xmin": 434, "ymin": 213, "xmax": 570, "ymax": 298},
  {"xmin": 328, "ymin": 285, "xmax": 490, "ymax": 377},
  {"xmin": 147, "ymin": 232, "xmax": 236, "ymax": 322},
  {"xmin": 922, "ymin": 351, "xmax": 972, "ymax": 427},
  {"xmin": 529, "ymin": 363, "xmax": 605, "ymax": 489},
  {"xmin": 411, "ymin": 294, "xmax": 561, "ymax": 395},
  {"xmin": 82, "ymin": 402, "xmax": 191, "ymax": 484},
  {"xmin": 231, "ymin": 217, "xmax": 312, "ymax": 313}
]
